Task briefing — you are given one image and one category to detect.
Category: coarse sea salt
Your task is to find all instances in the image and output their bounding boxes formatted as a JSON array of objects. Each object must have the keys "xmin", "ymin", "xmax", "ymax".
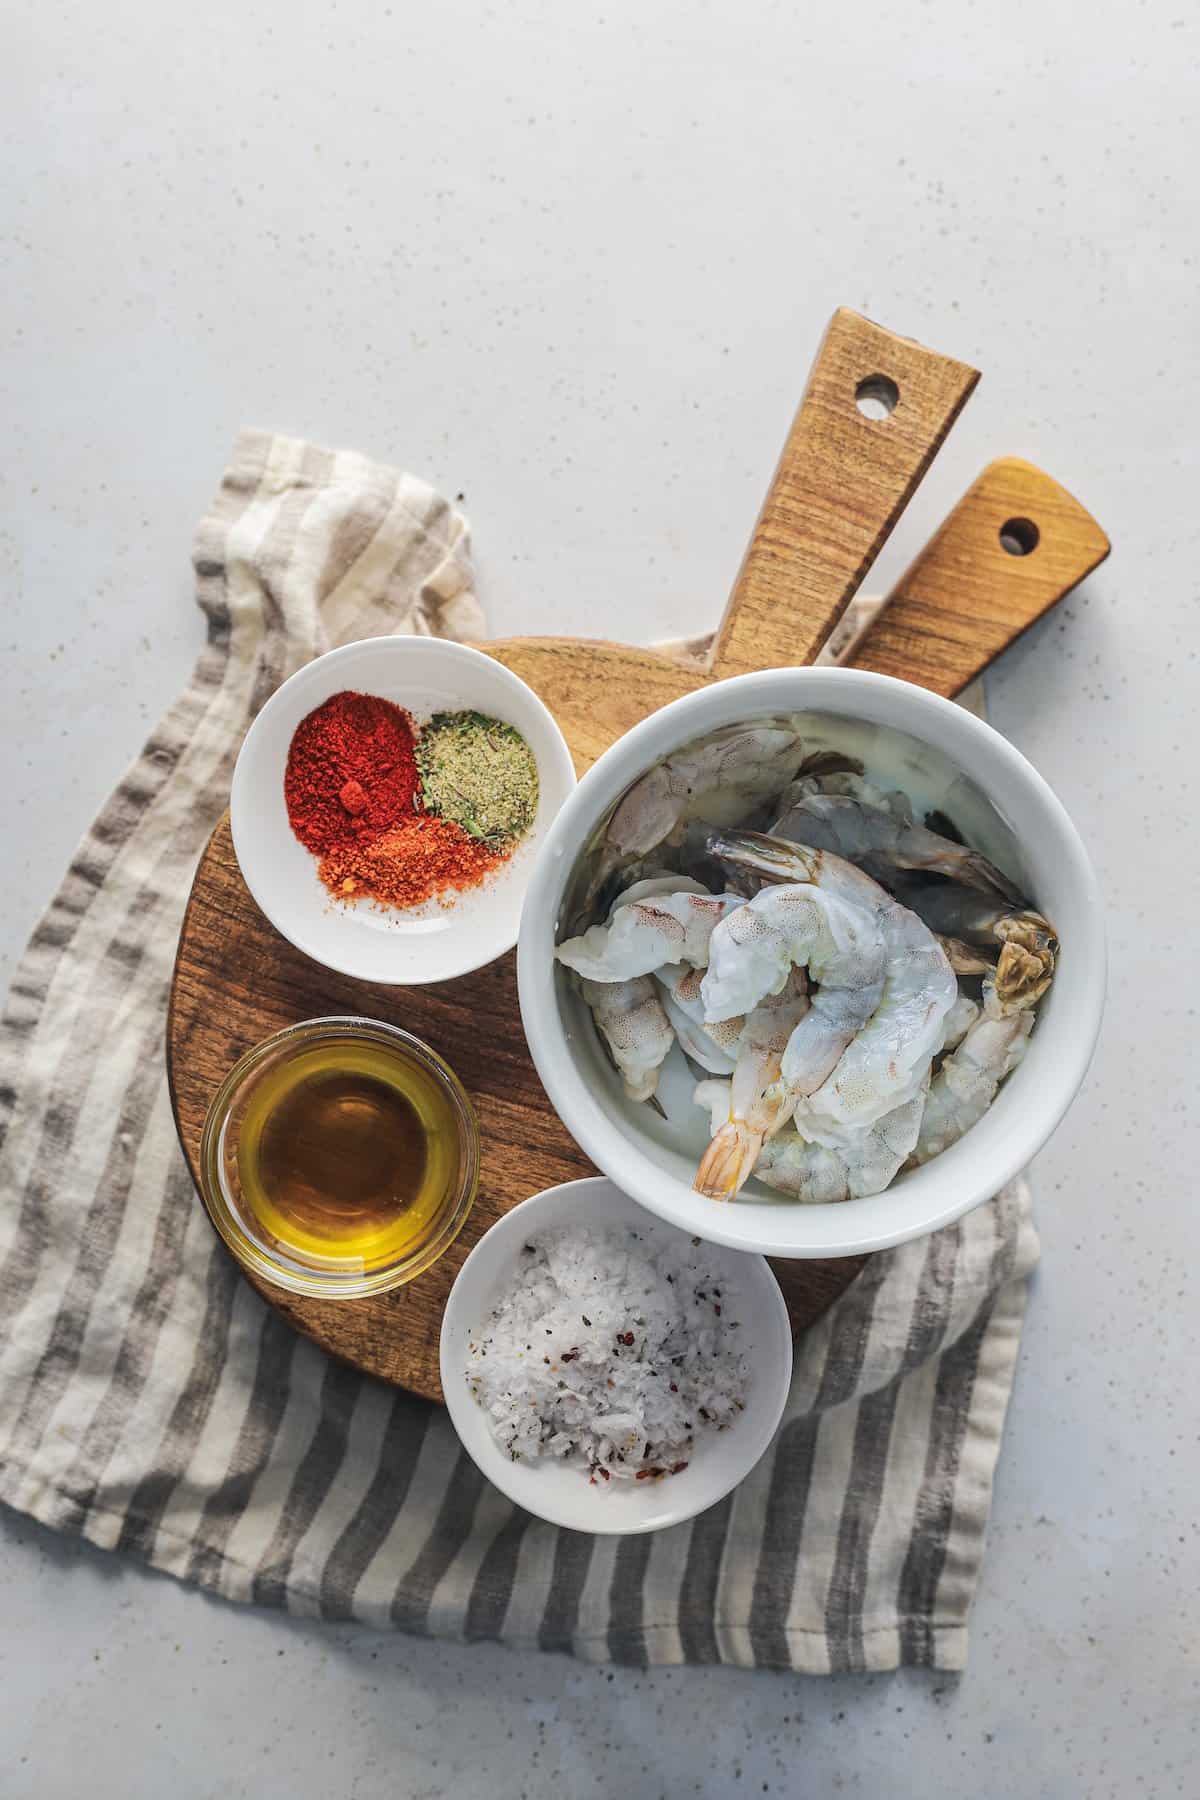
[{"xmin": 463, "ymin": 1223, "xmax": 749, "ymax": 1483}]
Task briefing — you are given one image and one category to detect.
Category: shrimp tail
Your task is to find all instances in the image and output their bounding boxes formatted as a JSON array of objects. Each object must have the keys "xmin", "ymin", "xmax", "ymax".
[{"xmin": 694, "ymin": 1121, "xmax": 763, "ymax": 1199}]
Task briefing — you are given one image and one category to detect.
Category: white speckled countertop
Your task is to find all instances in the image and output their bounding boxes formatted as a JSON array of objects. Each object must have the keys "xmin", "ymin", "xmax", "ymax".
[{"xmin": 3, "ymin": 2, "xmax": 1197, "ymax": 1794}]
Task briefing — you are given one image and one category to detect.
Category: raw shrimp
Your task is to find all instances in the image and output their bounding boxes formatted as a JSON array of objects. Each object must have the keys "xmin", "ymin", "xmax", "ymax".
[
  {"xmin": 758, "ymin": 1088, "xmax": 929, "ymax": 1201},
  {"xmin": 654, "ymin": 962, "xmax": 742, "ymax": 1074},
  {"xmin": 604, "ymin": 722, "xmax": 807, "ymax": 863},
  {"xmin": 693, "ymin": 970, "xmax": 810, "ymax": 1198},
  {"xmin": 771, "ymin": 792, "xmax": 1023, "ymax": 903},
  {"xmin": 707, "ymin": 831, "xmax": 957, "ymax": 1129},
  {"xmin": 779, "ymin": 769, "xmax": 914, "ymax": 824},
  {"xmin": 699, "ymin": 879, "xmax": 887, "ymax": 1176},
  {"xmin": 938, "ymin": 935, "xmax": 997, "ymax": 977},
  {"xmin": 556, "ymin": 890, "xmax": 743, "ymax": 982},
  {"xmin": 890, "ymin": 878, "xmax": 1057, "ymax": 1015},
  {"xmin": 911, "ymin": 1010, "xmax": 1034, "ymax": 1163},
  {"xmin": 694, "ymin": 1080, "xmax": 928, "ymax": 1203},
  {"xmin": 939, "ymin": 993, "xmax": 981, "ymax": 1053},
  {"xmin": 580, "ymin": 976, "xmax": 674, "ymax": 1104}
]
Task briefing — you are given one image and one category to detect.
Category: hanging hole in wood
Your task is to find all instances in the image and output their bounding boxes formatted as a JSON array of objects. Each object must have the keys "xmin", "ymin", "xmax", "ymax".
[
  {"xmin": 999, "ymin": 517, "xmax": 1040, "ymax": 557},
  {"xmin": 855, "ymin": 374, "xmax": 899, "ymax": 420}
]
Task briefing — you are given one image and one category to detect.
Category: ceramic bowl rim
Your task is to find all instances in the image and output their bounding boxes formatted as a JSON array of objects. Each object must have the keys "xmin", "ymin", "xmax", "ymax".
[
  {"xmin": 229, "ymin": 635, "xmax": 577, "ymax": 985},
  {"xmin": 516, "ymin": 667, "xmax": 1106, "ymax": 1259},
  {"xmin": 439, "ymin": 1175, "xmax": 794, "ymax": 1535}
]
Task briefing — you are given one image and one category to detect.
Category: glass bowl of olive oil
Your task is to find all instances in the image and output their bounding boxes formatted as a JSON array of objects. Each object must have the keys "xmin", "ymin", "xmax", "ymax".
[{"xmin": 199, "ymin": 1017, "xmax": 480, "ymax": 1297}]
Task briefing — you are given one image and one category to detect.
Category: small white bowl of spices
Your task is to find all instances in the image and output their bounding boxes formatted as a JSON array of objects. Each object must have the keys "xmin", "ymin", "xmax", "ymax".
[
  {"xmin": 440, "ymin": 1176, "xmax": 794, "ymax": 1535},
  {"xmin": 231, "ymin": 636, "xmax": 576, "ymax": 985}
]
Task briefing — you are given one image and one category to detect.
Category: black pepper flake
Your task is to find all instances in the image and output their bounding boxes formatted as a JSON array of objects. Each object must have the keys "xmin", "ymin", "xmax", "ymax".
[{"xmin": 582, "ymin": 1315, "xmax": 591, "ymax": 1327}]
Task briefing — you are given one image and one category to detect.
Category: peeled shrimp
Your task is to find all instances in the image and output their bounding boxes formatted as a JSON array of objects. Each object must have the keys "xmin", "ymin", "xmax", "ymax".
[
  {"xmin": 556, "ymin": 890, "xmax": 742, "ymax": 982},
  {"xmin": 939, "ymin": 993, "xmax": 981, "ymax": 1053},
  {"xmin": 890, "ymin": 878, "xmax": 1057, "ymax": 1015},
  {"xmin": 772, "ymin": 792, "xmax": 1023, "ymax": 903},
  {"xmin": 911, "ymin": 1010, "xmax": 1034, "ymax": 1163},
  {"xmin": 693, "ymin": 970, "xmax": 810, "ymax": 1198},
  {"xmin": 758, "ymin": 1087, "xmax": 929, "ymax": 1201},
  {"xmin": 604, "ymin": 722, "xmax": 806, "ymax": 862},
  {"xmin": 580, "ymin": 976, "xmax": 674, "ymax": 1104},
  {"xmin": 694, "ymin": 1079, "xmax": 927, "ymax": 1203},
  {"xmin": 700, "ymin": 883, "xmax": 887, "ymax": 1110},
  {"xmin": 708, "ymin": 830, "xmax": 957, "ymax": 1130},
  {"xmin": 654, "ymin": 962, "xmax": 742, "ymax": 1074}
]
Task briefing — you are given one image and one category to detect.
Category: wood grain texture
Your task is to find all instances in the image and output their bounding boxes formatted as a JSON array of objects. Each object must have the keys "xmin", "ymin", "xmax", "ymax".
[
  {"xmin": 168, "ymin": 818, "xmax": 862, "ymax": 1401},
  {"xmin": 845, "ymin": 457, "xmax": 1111, "ymax": 694},
  {"xmin": 706, "ymin": 309, "xmax": 980, "ymax": 678}
]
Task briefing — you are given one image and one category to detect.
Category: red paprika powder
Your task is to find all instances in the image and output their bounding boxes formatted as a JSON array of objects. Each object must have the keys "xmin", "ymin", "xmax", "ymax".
[{"xmin": 284, "ymin": 691, "xmax": 420, "ymax": 854}]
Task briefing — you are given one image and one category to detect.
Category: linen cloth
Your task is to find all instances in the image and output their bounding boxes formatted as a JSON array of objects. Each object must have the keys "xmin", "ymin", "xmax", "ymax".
[{"xmin": 0, "ymin": 430, "xmax": 1038, "ymax": 1672}]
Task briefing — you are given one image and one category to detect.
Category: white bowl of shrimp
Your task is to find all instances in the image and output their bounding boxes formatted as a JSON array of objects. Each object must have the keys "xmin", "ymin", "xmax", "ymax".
[{"xmin": 516, "ymin": 668, "xmax": 1105, "ymax": 1259}]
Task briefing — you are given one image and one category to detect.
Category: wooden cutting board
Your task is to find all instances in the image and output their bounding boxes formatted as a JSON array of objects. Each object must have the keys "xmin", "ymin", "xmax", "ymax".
[{"xmin": 167, "ymin": 311, "xmax": 1109, "ymax": 1402}]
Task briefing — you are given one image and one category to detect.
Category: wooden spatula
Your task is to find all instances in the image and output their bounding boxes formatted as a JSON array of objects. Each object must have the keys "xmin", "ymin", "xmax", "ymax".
[
  {"xmin": 478, "ymin": 308, "xmax": 980, "ymax": 770},
  {"xmin": 839, "ymin": 456, "xmax": 1110, "ymax": 693}
]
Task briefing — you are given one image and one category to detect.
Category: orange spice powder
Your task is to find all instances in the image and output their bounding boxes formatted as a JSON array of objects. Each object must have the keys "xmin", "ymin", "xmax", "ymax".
[{"xmin": 318, "ymin": 812, "xmax": 503, "ymax": 911}]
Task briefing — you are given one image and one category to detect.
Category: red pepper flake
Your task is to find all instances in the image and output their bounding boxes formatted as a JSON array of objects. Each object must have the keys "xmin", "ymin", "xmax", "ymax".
[
  {"xmin": 560, "ymin": 1348, "xmax": 580, "ymax": 1363},
  {"xmin": 670, "ymin": 1460, "xmax": 689, "ymax": 1475}
]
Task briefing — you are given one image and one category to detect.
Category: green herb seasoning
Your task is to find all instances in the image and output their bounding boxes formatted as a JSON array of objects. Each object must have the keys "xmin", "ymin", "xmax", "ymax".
[{"xmin": 416, "ymin": 711, "xmax": 539, "ymax": 847}]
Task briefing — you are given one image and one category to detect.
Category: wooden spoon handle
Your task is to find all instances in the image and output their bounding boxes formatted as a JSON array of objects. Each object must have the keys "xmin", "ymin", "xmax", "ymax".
[
  {"xmin": 705, "ymin": 309, "xmax": 980, "ymax": 680},
  {"xmin": 842, "ymin": 457, "xmax": 1111, "ymax": 695}
]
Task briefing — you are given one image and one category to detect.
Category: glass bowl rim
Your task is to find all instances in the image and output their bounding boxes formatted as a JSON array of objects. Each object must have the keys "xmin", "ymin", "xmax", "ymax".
[{"xmin": 197, "ymin": 1014, "xmax": 480, "ymax": 1298}]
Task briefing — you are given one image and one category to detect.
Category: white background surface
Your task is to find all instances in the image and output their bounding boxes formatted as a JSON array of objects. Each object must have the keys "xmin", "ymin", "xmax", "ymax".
[{"xmin": 2, "ymin": 1, "xmax": 1197, "ymax": 1795}]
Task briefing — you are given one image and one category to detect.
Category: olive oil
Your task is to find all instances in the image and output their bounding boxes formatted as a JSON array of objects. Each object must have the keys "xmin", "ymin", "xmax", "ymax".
[{"xmin": 234, "ymin": 1039, "xmax": 461, "ymax": 1272}]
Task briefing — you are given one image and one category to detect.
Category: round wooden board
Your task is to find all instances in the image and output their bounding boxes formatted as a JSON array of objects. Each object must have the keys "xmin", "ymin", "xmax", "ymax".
[
  {"xmin": 166, "ymin": 313, "xmax": 1110, "ymax": 1404},
  {"xmin": 168, "ymin": 816, "xmax": 865, "ymax": 1402}
]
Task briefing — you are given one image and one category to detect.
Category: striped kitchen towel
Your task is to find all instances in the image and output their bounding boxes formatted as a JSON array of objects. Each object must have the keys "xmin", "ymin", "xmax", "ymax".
[{"xmin": 0, "ymin": 430, "xmax": 1038, "ymax": 1673}]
